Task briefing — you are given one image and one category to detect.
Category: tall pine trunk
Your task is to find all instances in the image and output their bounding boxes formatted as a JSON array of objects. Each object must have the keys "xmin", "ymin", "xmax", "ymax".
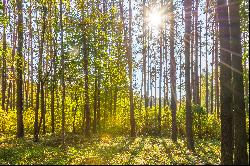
[
  {"xmin": 229, "ymin": 0, "xmax": 248, "ymax": 164},
  {"xmin": 128, "ymin": 0, "xmax": 136, "ymax": 137},
  {"xmin": 2, "ymin": 0, "xmax": 7, "ymax": 111},
  {"xmin": 16, "ymin": 0, "xmax": 24, "ymax": 138},
  {"xmin": 184, "ymin": 0, "xmax": 194, "ymax": 151},
  {"xmin": 170, "ymin": 0, "xmax": 177, "ymax": 142},
  {"xmin": 217, "ymin": 0, "xmax": 233, "ymax": 164},
  {"xmin": 60, "ymin": 0, "xmax": 66, "ymax": 141}
]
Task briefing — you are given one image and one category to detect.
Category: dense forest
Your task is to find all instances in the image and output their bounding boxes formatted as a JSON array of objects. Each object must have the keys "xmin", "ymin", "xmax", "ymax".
[{"xmin": 0, "ymin": 0, "xmax": 249, "ymax": 165}]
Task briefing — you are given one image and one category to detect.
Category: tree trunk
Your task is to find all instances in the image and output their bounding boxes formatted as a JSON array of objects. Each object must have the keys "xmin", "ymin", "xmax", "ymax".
[
  {"xmin": 205, "ymin": 0, "xmax": 209, "ymax": 113},
  {"xmin": 29, "ymin": 0, "xmax": 34, "ymax": 108},
  {"xmin": 184, "ymin": 0, "xmax": 194, "ymax": 151},
  {"xmin": 93, "ymin": 70, "xmax": 97, "ymax": 133},
  {"xmin": 34, "ymin": 82, "xmax": 40, "ymax": 142},
  {"xmin": 2, "ymin": 0, "xmax": 7, "ymax": 111},
  {"xmin": 143, "ymin": 0, "xmax": 147, "ymax": 110},
  {"xmin": 128, "ymin": 0, "xmax": 136, "ymax": 137},
  {"xmin": 59, "ymin": 0, "xmax": 66, "ymax": 142},
  {"xmin": 217, "ymin": 0, "xmax": 233, "ymax": 164},
  {"xmin": 170, "ymin": 0, "xmax": 177, "ymax": 142},
  {"xmin": 11, "ymin": 4, "xmax": 17, "ymax": 111},
  {"xmin": 37, "ymin": 5, "xmax": 47, "ymax": 135},
  {"xmin": 82, "ymin": 2, "xmax": 90, "ymax": 137},
  {"xmin": 229, "ymin": 0, "xmax": 248, "ymax": 164},
  {"xmin": 16, "ymin": 0, "xmax": 24, "ymax": 138},
  {"xmin": 194, "ymin": 0, "xmax": 199, "ymax": 105},
  {"xmin": 158, "ymin": 2, "xmax": 163, "ymax": 134},
  {"xmin": 214, "ymin": 13, "xmax": 219, "ymax": 118}
]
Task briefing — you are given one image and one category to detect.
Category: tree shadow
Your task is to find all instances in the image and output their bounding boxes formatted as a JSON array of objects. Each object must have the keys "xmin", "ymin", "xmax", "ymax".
[{"xmin": 126, "ymin": 137, "xmax": 146, "ymax": 164}]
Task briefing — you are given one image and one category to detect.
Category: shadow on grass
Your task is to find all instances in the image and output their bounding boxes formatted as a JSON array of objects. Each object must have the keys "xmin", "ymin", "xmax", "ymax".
[{"xmin": 0, "ymin": 134, "xmax": 222, "ymax": 165}]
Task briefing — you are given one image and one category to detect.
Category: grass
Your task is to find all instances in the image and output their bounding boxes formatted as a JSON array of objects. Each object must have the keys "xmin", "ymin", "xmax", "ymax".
[{"xmin": 0, "ymin": 133, "xmax": 221, "ymax": 165}]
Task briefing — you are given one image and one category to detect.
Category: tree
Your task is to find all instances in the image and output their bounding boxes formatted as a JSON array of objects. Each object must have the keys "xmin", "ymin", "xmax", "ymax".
[
  {"xmin": 16, "ymin": 0, "xmax": 24, "ymax": 138},
  {"xmin": 217, "ymin": 0, "xmax": 233, "ymax": 164},
  {"xmin": 128, "ymin": 0, "xmax": 136, "ymax": 137},
  {"xmin": 59, "ymin": 0, "xmax": 66, "ymax": 142},
  {"xmin": 194, "ymin": 0, "xmax": 199, "ymax": 105},
  {"xmin": 184, "ymin": 0, "xmax": 194, "ymax": 151},
  {"xmin": 214, "ymin": 12, "xmax": 219, "ymax": 118},
  {"xmin": 169, "ymin": 0, "xmax": 177, "ymax": 142},
  {"xmin": 205, "ymin": 0, "xmax": 209, "ymax": 113},
  {"xmin": 229, "ymin": 0, "xmax": 248, "ymax": 164},
  {"xmin": 158, "ymin": 2, "xmax": 163, "ymax": 135},
  {"xmin": 2, "ymin": 0, "xmax": 7, "ymax": 111},
  {"xmin": 82, "ymin": 0, "xmax": 90, "ymax": 137}
]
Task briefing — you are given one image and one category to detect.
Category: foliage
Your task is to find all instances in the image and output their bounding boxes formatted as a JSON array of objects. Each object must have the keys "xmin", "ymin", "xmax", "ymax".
[{"xmin": 176, "ymin": 105, "xmax": 220, "ymax": 140}]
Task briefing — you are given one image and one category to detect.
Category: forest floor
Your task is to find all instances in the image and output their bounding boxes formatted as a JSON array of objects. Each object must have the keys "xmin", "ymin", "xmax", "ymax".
[{"xmin": 0, "ymin": 133, "xmax": 221, "ymax": 165}]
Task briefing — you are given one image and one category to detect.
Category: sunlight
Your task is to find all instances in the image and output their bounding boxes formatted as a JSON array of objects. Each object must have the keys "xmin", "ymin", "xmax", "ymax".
[{"xmin": 147, "ymin": 8, "xmax": 162, "ymax": 28}]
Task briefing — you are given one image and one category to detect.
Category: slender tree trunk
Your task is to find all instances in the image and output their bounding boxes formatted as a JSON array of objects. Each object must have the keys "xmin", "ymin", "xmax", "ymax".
[
  {"xmin": 6, "ymin": 81, "xmax": 11, "ymax": 112},
  {"xmin": 164, "ymin": 36, "xmax": 169, "ymax": 107},
  {"xmin": 150, "ymin": 58, "xmax": 153, "ymax": 109},
  {"xmin": 59, "ymin": 0, "xmax": 66, "ymax": 142},
  {"xmin": 170, "ymin": 0, "xmax": 177, "ymax": 142},
  {"xmin": 143, "ymin": 0, "xmax": 147, "ymax": 110},
  {"xmin": 34, "ymin": 82, "xmax": 40, "ymax": 142},
  {"xmin": 243, "ymin": 30, "xmax": 248, "ymax": 115},
  {"xmin": 158, "ymin": 2, "xmax": 163, "ymax": 134},
  {"xmin": 146, "ymin": 27, "xmax": 151, "ymax": 130},
  {"xmin": 215, "ymin": 13, "xmax": 219, "ymax": 118},
  {"xmin": 2, "ymin": 0, "xmax": 7, "ymax": 111},
  {"xmin": 11, "ymin": 4, "xmax": 17, "ymax": 111},
  {"xmin": 41, "ymin": 81, "xmax": 45, "ymax": 134},
  {"xmin": 217, "ymin": 0, "xmax": 233, "ymax": 164},
  {"xmin": 179, "ymin": 47, "xmax": 182, "ymax": 111},
  {"xmin": 37, "ymin": 5, "xmax": 47, "ymax": 135},
  {"xmin": 82, "ymin": 2, "xmax": 90, "ymax": 137},
  {"xmin": 97, "ymin": 71, "xmax": 101, "ymax": 130},
  {"xmin": 93, "ymin": 69, "xmax": 97, "ymax": 133},
  {"xmin": 155, "ymin": 66, "xmax": 157, "ymax": 128},
  {"xmin": 128, "ymin": 0, "xmax": 136, "ymax": 137},
  {"xmin": 199, "ymin": 25, "xmax": 202, "ymax": 106},
  {"xmin": 205, "ymin": 0, "xmax": 209, "ymax": 113},
  {"xmin": 191, "ymin": 5, "xmax": 194, "ymax": 103},
  {"xmin": 210, "ymin": 21, "xmax": 215, "ymax": 114},
  {"xmin": 25, "ymin": 25, "xmax": 29, "ymax": 109},
  {"xmin": 16, "ymin": 0, "xmax": 24, "ymax": 138},
  {"xmin": 50, "ymin": 1, "xmax": 58, "ymax": 133},
  {"xmin": 29, "ymin": 0, "xmax": 34, "ymax": 108},
  {"xmin": 194, "ymin": 0, "xmax": 199, "ymax": 105},
  {"xmin": 184, "ymin": 0, "xmax": 194, "ymax": 151}
]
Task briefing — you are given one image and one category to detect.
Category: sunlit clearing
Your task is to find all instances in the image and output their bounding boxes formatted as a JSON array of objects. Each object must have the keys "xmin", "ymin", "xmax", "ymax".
[
  {"xmin": 101, "ymin": 134, "xmax": 112, "ymax": 144},
  {"xmin": 147, "ymin": 8, "xmax": 162, "ymax": 28},
  {"xmin": 70, "ymin": 46, "xmax": 79, "ymax": 55}
]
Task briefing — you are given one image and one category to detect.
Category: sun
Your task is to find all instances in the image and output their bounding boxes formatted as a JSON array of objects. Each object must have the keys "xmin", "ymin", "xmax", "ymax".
[{"xmin": 147, "ymin": 8, "xmax": 162, "ymax": 28}]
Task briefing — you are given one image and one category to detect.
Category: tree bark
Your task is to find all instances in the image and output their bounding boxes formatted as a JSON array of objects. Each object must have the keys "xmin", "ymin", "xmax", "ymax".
[
  {"xmin": 16, "ymin": 0, "xmax": 24, "ymax": 138},
  {"xmin": 184, "ymin": 0, "xmax": 195, "ymax": 151},
  {"xmin": 82, "ymin": 1, "xmax": 90, "ymax": 137},
  {"xmin": 2, "ymin": 0, "xmax": 7, "ymax": 111},
  {"xmin": 128, "ymin": 0, "xmax": 136, "ymax": 137},
  {"xmin": 170, "ymin": 0, "xmax": 177, "ymax": 142},
  {"xmin": 194, "ymin": 0, "xmax": 199, "ymax": 105},
  {"xmin": 229, "ymin": 0, "xmax": 248, "ymax": 164},
  {"xmin": 205, "ymin": 0, "xmax": 209, "ymax": 113},
  {"xmin": 217, "ymin": 0, "xmax": 233, "ymax": 164}
]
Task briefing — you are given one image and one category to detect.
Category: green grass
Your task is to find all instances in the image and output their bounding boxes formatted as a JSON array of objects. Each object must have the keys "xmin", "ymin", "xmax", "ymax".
[{"xmin": 0, "ymin": 133, "xmax": 221, "ymax": 165}]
